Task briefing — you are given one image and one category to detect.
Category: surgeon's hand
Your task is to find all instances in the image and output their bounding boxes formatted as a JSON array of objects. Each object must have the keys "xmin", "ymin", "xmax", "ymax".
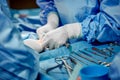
[
  {"xmin": 23, "ymin": 39, "xmax": 44, "ymax": 52},
  {"xmin": 23, "ymin": 23, "xmax": 82, "ymax": 52},
  {"xmin": 41, "ymin": 27, "xmax": 68, "ymax": 49},
  {"xmin": 41, "ymin": 23, "xmax": 82, "ymax": 50},
  {"xmin": 36, "ymin": 12, "xmax": 59, "ymax": 39},
  {"xmin": 36, "ymin": 23, "xmax": 56, "ymax": 39}
]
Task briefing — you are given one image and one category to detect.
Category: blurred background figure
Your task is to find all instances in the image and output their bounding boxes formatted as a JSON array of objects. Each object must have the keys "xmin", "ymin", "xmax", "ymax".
[{"xmin": 0, "ymin": 0, "xmax": 39, "ymax": 80}]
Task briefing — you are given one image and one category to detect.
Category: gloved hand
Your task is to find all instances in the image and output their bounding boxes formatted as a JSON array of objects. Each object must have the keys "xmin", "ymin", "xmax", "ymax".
[
  {"xmin": 23, "ymin": 23, "xmax": 82, "ymax": 52},
  {"xmin": 41, "ymin": 23, "xmax": 82, "ymax": 50},
  {"xmin": 23, "ymin": 39, "xmax": 44, "ymax": 52},
  {"xmin": 36, "ymin": 12, "xmax": 59, "ymax": 39}
]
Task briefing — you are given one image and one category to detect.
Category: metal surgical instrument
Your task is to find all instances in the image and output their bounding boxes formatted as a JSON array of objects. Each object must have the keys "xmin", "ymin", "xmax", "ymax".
[
  {"xmin": 84, "ymin": 48, "xmax": 107, "ymax": 59},
  {"xmin": 74, "ymin": 51, "xmax": 110, "ymax": 66},
  {"xmin": 92, "ymin": 47, "xmax": 109, "ymax": 57},
  {"xmin": 73, "ymin": 51, "xmax": 99, "ymax": 64},
  {"xmin": 55, "ymin": 56, "xmax": 72, "ymax": 76},
  {"xmin": 61, "ymin": 58, "xmax": 72, "ymax": 76},
  {"xmin": 78, "ymin": 50, "xmax": 104, "ymax": 63},
  {"xmin": 70, "ymin": 53, "xmax": 88, "ymax": 65}
]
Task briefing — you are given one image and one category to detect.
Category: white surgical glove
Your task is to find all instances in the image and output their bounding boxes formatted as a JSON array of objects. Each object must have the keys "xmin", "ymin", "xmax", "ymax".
[
  {"xmin": 23, "ymin": 23, "xmax": 82, "ymax": 52},
  {"xmin": 41, "ymin": 23, "xmax": 82, "ymax": 50},
  {"xmin": 23, "ymin": 39, "xmax": 44, "ymax": 52},
  {"xmin": 36, "ymin": 12, "xmax": 59, "ymax": 39}
]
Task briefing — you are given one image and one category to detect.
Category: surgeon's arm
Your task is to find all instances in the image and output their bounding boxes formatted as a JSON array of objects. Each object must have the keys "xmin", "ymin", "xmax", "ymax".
[
  {"xmin": 81, "ymin": 0, "xmax": 120, "ymax": 43},
  {"xmin": 36, "ymin": 0, "xmax": 59, "ymax": 38},
  {"xmin": 36, "ymin": 0, "xmax": 58, "ymax": 25}
]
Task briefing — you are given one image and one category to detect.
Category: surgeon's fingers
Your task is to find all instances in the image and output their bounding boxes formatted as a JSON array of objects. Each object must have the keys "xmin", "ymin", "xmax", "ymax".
[
  {"xmin": 36, "ymin": 28, "xmax": 47, "ymax": 39},
  {"xmin": 41, "ymin": 37, "xmax": 50, "ymax": 49},
  {"xmin": 48, "ymin": 40, "xmax": 56, "ymax": 50},
  {"xmin": 37, "ymin": 31, "xmax": 46, "ymax": 39},
  {"xmin": 39, "ymin": 32, "xmax": 46, "ymax": 39},
  {"xmin": 48, "ymin": 40, "xmax": 62, "ymax": 49},
  {"xmin": 49, "ymin": 41, "xmax": 66, "ymax": 49},
  {"xmin": 54, "ymin": 43, "xmax": 60, "ymax": 49}
]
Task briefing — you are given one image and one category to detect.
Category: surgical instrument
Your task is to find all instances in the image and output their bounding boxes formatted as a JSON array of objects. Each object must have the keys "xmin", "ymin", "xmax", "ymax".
[
  {"xmin": 79, "ymin": 50, "xmax": 92, "ymax": 57},
  {"xmin": 104, "ymin": 63, "xmax": 111, "ymax": 67},
  {"xmin": 55, "ymin": 56, "xmax": 72, "ymax": 76},
  {"xmin": 92, "ymin": 47, "xmax": 109, "ymax": 57},
  {"xmin": 73, "ymin": 51, "xmax": 100, "ymax": 64},
  {"xmin": 105, "ymin": 47, "xmax": 116, "ymax": 54},
  {"xmin": 102, "ymin": 47, "xmax": 116, "ymax": 57},
  {"xmin": 84, "ymin": 48, "xmax": 107, "ymax": 59},
  {"xmin": 109, "ymin": 42, "xmax": 120, "ymax": 46},
  {"xmin": 74, "ymin": 51, "xmax": 111, "ymax": 66},
  {"xmin": 46, "ymin": 56, "xmax": 70, "ymax": 73},
  {"xmin": 69, "ymin": 56, "xmax": 77, "ymax": 64},
  {"xmin": 61, "ymin": 58, "xmax": 72, "ymax": 76},
  {"xmin": 78, "ymin": 50, "xmax": 105, "ymax": 63},
  {"xmin": 102, "ymin": 48, "xmax": 112, "ymax": 57},
  {"xmin": 46, "ymin": 62, "xmax": 63, "ymax": 73},
  {"xmin": 70, "ymin": 53, "xmax": 88, "ymax": 65}
]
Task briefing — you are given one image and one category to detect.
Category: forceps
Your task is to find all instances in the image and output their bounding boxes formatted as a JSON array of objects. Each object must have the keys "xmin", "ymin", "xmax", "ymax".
[{"xmin": 55, "ymin": 56, "xmax": 72, "ymax": 76}]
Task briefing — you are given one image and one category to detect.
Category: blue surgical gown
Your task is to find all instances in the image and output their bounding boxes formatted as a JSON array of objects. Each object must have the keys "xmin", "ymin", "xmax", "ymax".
[
  {"xmin": 0, "ymin": 0, "xmax": 39, "ymax": 80},
  {"xmin": 36, "ymin": 0, "xmax": 120, "ymax": 43}
]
